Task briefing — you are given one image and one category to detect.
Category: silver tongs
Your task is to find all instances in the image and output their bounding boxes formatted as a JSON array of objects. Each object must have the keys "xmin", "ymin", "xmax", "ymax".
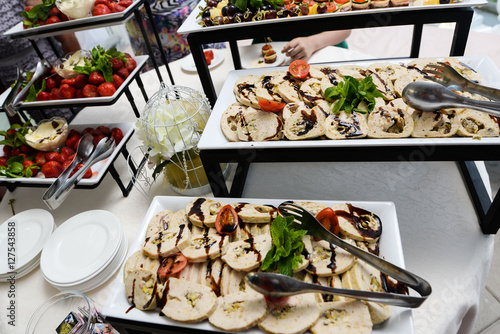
[
  {"xmin": 247, "ymin": 202, "xmax": 432, "ymax": 308},
  {"xmin": 43, "ymin": 135, "xmax": 116, "ymax": 210},
  {"xmin": 2, "ymin": 59, "xmax": 52, "ymax": 117}
]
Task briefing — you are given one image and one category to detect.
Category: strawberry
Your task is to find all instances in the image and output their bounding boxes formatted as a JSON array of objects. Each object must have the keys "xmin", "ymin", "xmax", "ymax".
[
  {"xmin": 96, "ymin": 126, "xmax": 111, "ymax": 136},
  {"xmin": 61, "ymin": 78, "xmax": 76, "ymax": 86},
  {"xmin": 59, "ymin": 84, "xmax": 76, "ymax": 99},
  {"xmin": 82, "ymin": 84, "xmax": 99, "ymax": 97},
  {"xmin": 66, "ymin": 134, "xmax": 81, "ymax": 151},
  {"xmin": 11, "ymin": 147, "xmax": 22, "ymax": 157},
  {"xmin": 46, "ymin": 16, "xmax": 61, "ymax": 24},
  {"xmin": 16, "ymin": 153, "xmax": 29, "ymax": 160},
  {"xmin": 119, "ymin": 0, "xmax": 133, "ymax": 7},
  {"xmin": 35, "ymin": 152, "xmax": 46, "ymax": 164},
  {"xmin": 61, "ymin": 146, "xmax": 75, "ymax": 159},
  {"xmin": 93, "ymin": 4, "xmax": 112, "ymax": 16},
  {"xmin": 111, "ymin": 127, "xmax": 124, "ymax": 144},
  {"xmin": 41, "ymin": 161, "xmax": 63, "ymax": 178},
  {"xmin": 49, "ymin": 88, "xmax": 61, "ymax": 100},
  {"xmin": 116, "ymin": 67, "xmax": 129, "ymax": 80},
  {"xmin": 23, "ymin": 160, "xmax": 38, "ymax": 177},
  {"xmin": 37, "ymin": 91, "xmax": 51, "ymax": 101},
  {"xmin": 81, "ymin": 127, "xmax": 94, "ymax": 136},
  {"xmin": 20, "ymin": 145, "xmax": 33, "ymax": 155},
  {"xmin": 74, "ymin": 164, "xmax": 93, "ymax": 178},
  {"xmin": 109, "ymin": 3, "xmax": 126, "ymax": 13},
  {"xmin": 112, "ymin": 74, "xmax": 124, "ymax": 89},
  {"xmin": 98, "ymin": 82, "xmax": 116, "ymax": 97},
  {"xmin": 0, "ymin": 156, "xmax": 8, "ymax": 167},
  {"xmin": 95, "ymin": 0, "xmax": 110, "ymax": 5},
  {"xmin": 46, "ymin": 77, "xmax": 57, "ymax": 90},
  {"xmin": 75, "ymin": 89, "xmax": 84, "ymax": 99},
  {"xmin": 125, "ymin": 57, "xmax": 137, "ymax": 72},
  {"xmin": 88, "ymin": 72, "xmax": 105, "ymax": 85},
  {"xmin": 68, "ymin": 129, "xmax": 81, "ymax": 138},
  {"xmin": 54, "ymin": 74, "xmax": 63, "ymax": 86},
  {"xmin": 3, "ymin": 146, "xmax": 12, "ymax": 157},
  {"xmin": 60, "ymin": 13, "xmax": 69, "ymax": 21},
  {"xmin": 25, "ymin": 6, "xmax": 33, "ymax": 12},
  {"xmin": 49, "ymin": 7, "xmax": 61, "ymax": 16},
  {"xmin": 75, "ymin": 74, "xmax": 88, "ymax": 88},
  {"xmin": 110, "ymin": 58, "xmax": 124, "ymax": 71},
  {"xmin": 45, "ymin": 152, "xmax": 66, "ymax": 164},
  {"xmin": 62, "ymin": 160, "xmax": 72, "ymax": 171}
]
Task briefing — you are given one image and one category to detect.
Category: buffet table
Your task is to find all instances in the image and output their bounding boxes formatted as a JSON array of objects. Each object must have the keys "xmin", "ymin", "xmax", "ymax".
[{"xmin": 0, "ymin": 45, "xmax": 496, "ymax": 334}]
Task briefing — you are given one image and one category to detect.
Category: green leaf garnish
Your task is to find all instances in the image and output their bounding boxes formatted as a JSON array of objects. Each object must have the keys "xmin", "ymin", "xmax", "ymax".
[
  {"xmin": 73, "ymin": 46, "xmax": 126, "ymax": 83},
  {"xmin": 324, "ymin": 76, "xmax": 384, "ymax": 115},
  {"xmin": 261, "ymin": 215, "xmax": 307, "ymax": 277}
]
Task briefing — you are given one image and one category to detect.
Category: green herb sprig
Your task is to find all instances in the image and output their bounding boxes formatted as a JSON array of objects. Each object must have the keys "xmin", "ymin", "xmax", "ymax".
[
  {"xmin": 0, "ymin": 156, "xmax": 39, "ymax": 178},
  {"xmin": 235, "ymin": 0, "xmax": 284, "ymax": 12},
  {"xmin": 73, "ymin": 46, "xmax": 126, "ymax": 83},
  {"xmin": 324, "ymin": 75, "xmax": 384, "ymax": 115},
  {"xmin": 261, "ymin": 215, "xmax": 307, "ymax": 277},
  {"xmin": 21, "ymin": 0, "xmax": 56, "ymax": 28}
]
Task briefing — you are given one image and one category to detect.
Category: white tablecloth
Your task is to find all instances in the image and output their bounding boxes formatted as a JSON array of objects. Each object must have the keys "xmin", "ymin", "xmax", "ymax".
[{"xmin": 0, "ymin": 45, "xmax": 495, "ymax": 334}]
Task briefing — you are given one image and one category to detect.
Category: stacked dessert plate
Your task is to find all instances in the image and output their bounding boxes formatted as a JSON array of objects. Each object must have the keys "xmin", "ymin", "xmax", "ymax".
[
  {"xmin": 0, "ymin": 209, "xmax": 55, "ymax": 281},
  {"xmin": 40, "ymin": 210, "xmax": 127, "ymax": 292}
]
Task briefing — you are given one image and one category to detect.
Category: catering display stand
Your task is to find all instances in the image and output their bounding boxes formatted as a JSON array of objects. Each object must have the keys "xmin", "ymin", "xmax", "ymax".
[
  {"xmin": 0, "ymin": 0, "xmax": 173, "ymax": 197},
  {"xmin": 176, "ymin": 2, "xmax": 500, "ymax": 234}
]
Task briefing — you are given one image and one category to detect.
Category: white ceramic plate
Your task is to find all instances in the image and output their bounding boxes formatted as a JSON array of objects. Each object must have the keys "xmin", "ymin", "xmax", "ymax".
[
  {"xmin": 178, "ymin": 0, "xmax": 486, "ymax": 34},
  {"xmin": 181, "ymin": 49, "xmax": 224, "ymax": 72},
  {"xmin": 4, "ymin": 1, "xmax": 139, "ymax": 39},
  {"xmin": 2, "ymin": 55, "xmax": 148, "ymax": 107},
  {"xmin": 0, "ymin": 209, "xmax": 54, "ymax": 274},
  {"xmin": 41, "ymin": 210, "xmax": 122, "ymax": 283},
  {"xmin": 102, "ymin": 196, "xmax": 413, "ymax": 334},
  {"xmin": 240, "ymin": 43, "xmax": 287, "ymax": 69},
  {"xmin": 198, "ymin": 55, "xmax": 500, "ymax": 151},
  {"xmin": 0, "ymin": 122, "xmax": 134, "ymax": 185}
]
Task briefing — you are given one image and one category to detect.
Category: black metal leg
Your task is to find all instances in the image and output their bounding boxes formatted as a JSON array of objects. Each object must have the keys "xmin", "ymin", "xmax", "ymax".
[
  {"xmin": 134, "ymin": 74, "xmax": 149, "ymax": 102},
  {"xmin": 187, "ymin": 34, "xmax": 217, "ymax": 106},
  {"xmin": 108, "ymin": 164, "xmax": 130, "ymax": 197},
  {"xmin": 29, "ymin": 40, "xmax": 44, "ymax": 59},
  {"xmin": 410, "ymin": 23, "xmax": 423, "ymax": 58},
  {"xmin": 143, "ymin": 1, "xmax": 175, "ymax": 86},
  {"xmin": 229, "ymin": 162, "xmax": 250, "ymax": 198},
  {"xmin": 124, "ymin": 87, "xmax": 140, "ymax": 118},
  {"xmin": 200, "ymin": 150, "xmax": 230, "ymax": 197},
  {"xmin": 450, "ymin": 8, "xmax": 473, "ymax": 56},
  {"xmin": 229, "ymin": 40, "xmax": 242, "ymax": 70},
  {"xmin": 458, "ymin": 161, "xmax": 500, "ymax": 234},
  {"xmin": 134, "ymin": 7, "xmax": 163, "ymax": 83},
  {"xmin": 47, "ymin": 37, "xmax": 63, "ymax": 58}
]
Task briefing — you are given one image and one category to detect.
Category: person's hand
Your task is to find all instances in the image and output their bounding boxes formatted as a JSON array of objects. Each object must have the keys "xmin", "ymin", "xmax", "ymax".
[{"xmin": 281, "ymin": 37, "xmax": 316, "ymax": 61}]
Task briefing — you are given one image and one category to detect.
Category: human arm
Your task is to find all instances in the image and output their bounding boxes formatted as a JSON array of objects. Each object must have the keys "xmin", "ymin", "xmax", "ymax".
[{"xmin": 281, "ymin": 30, "xmax": 351, "ymax": 61}]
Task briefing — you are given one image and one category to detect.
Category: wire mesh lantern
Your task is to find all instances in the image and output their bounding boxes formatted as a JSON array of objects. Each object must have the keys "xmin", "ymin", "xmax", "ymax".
[{"xmin": 136, "ymin": 84, "xmax": 212, "ymax": 195}]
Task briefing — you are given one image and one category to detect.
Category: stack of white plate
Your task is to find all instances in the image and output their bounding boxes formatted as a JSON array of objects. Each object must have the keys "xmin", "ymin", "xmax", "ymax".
[
  {"xmin": 40, "ymin": 210, "xmax": 127, "ymax": 293},
  {"xmin": 0, "ymin": 209, "xmax": 55, "ymax": 281}
]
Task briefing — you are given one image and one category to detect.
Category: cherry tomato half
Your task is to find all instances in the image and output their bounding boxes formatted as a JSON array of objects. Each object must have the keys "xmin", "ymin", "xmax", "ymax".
[
  {"xmin": 289, "ymin": 59, "xmax": 310, "ymax": 79},
  {"xmin": 258, "ymin": 99, "xmax": 287, "ymax": 112},
  {"xmin": 316, "ymin": 207, "xmax": 340, "ymax": 237},
  {"xmin": 157, "ymin": 253, "xmax": 187, "ymax": 281},
  {"xmin": 215, "ymin": 204, "xmax": 239, "ymax": 235}
]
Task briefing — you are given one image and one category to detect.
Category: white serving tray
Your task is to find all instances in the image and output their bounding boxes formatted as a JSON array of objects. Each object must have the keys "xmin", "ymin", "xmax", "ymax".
[
  {"xmin": 198, "ymin": 55, "xmax": 500, "ymax": 151},
  {"xmin": 0, "ymin": 122, "xmax": 134, "ymax": 186},
  {"xmin": 4, "ymin": 0, "xmax": 139, "ymax": 39},
  {"xmin": 178, "ymin": 0, "xmax": 486, "ymax": 34},
  {"xmin": 0, "ymin": 55, "xmax": 148, "ymax": 108},
  {"xmin": 102, "ymin": 196, "xmax": 413, "ymax": 334}
]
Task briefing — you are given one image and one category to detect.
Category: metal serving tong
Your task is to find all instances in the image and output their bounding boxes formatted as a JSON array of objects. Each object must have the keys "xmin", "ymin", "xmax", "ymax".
[
  {"xmin": 248, "ymin": 202, "xmax": 431, "ymax": 308},
  {"xmin": 43, "ymin": 135, "xmax": 116, "ymax": 210},
  {"xmin": 2, "ymin": 59, "xmax": 52, "ymax": 117}
]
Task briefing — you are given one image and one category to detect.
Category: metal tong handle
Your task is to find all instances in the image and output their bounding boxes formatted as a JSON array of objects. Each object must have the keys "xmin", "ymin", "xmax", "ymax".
[
  {"xmin": 445, "ymin": 93, "xmax": 500, "ymax": 117},
  {"xmin": 278, "ymin": 203, "xmax": 432, "ymax": 302},
  {"xmin": 246, "ymin": 272, "xmax": 425, "ymax": 308},
  {"xmin": 2, "ymin": 67, "xmax": 26, "ymax": 117}
]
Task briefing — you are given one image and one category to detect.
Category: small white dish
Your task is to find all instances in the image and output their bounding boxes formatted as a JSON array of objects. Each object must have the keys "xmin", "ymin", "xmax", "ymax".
[
  {"xmin": 41, "ymin": 210, "xmax": 122, "ymax": 284},
  {"xmin": 181, "ymin": 49, "xmax": 224, "ymax": 72},
  {"xmin": 0, "ymin": 209, "xmax": 54, "ymax": 275},
  {"xmin": 240, "ymin": 43, "xmax": 287, "ymax": 69}
]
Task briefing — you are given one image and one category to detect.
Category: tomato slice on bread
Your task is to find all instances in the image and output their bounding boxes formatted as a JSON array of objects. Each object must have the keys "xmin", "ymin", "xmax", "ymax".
[
  {"xmin": 157, "ymin": 253, "xmax": 188, "ymax": 281},
  {"xmin": 316, "ymin": 207, "xmax": 340, "ymax": 237},
  {"xmin": 289, "ymin": 59, "xmax": 310, "ymax": 79},
  {"xmin": 258, "ymin": 99, "xmax": 287, "ymax": 112},
  {"xmin": 215, "ymin": 205, "xmax": 239, "ymax": 235}
]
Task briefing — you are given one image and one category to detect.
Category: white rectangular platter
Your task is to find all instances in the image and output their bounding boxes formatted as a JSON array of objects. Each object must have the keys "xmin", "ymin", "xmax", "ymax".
[
  {"xmin": 0, "ymin": 122, "xmax": 134, "ymax": 186},
  {"xmin": 178, "ymin": 0, "xmax": 486, "ymax": 34},
  {"xmin": 102, "ymin": 196, "xmax": 414, "ymax": 334},
  {"xmin": 198, "ymin": 55, "xmax": 500, "ymax": 150},
  {"xmin": 3, "ymin": 0, "xmax": 139, "ymax": 39},
  {"xmin": 0, "ymin": 55, "xmax": 148, "ymax": 108}
]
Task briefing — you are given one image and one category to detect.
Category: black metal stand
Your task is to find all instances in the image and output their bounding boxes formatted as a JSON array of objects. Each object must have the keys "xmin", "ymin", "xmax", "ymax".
[{"xmin": 187, "ymin": 7, "xmax": 474, "ymax": 106}]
